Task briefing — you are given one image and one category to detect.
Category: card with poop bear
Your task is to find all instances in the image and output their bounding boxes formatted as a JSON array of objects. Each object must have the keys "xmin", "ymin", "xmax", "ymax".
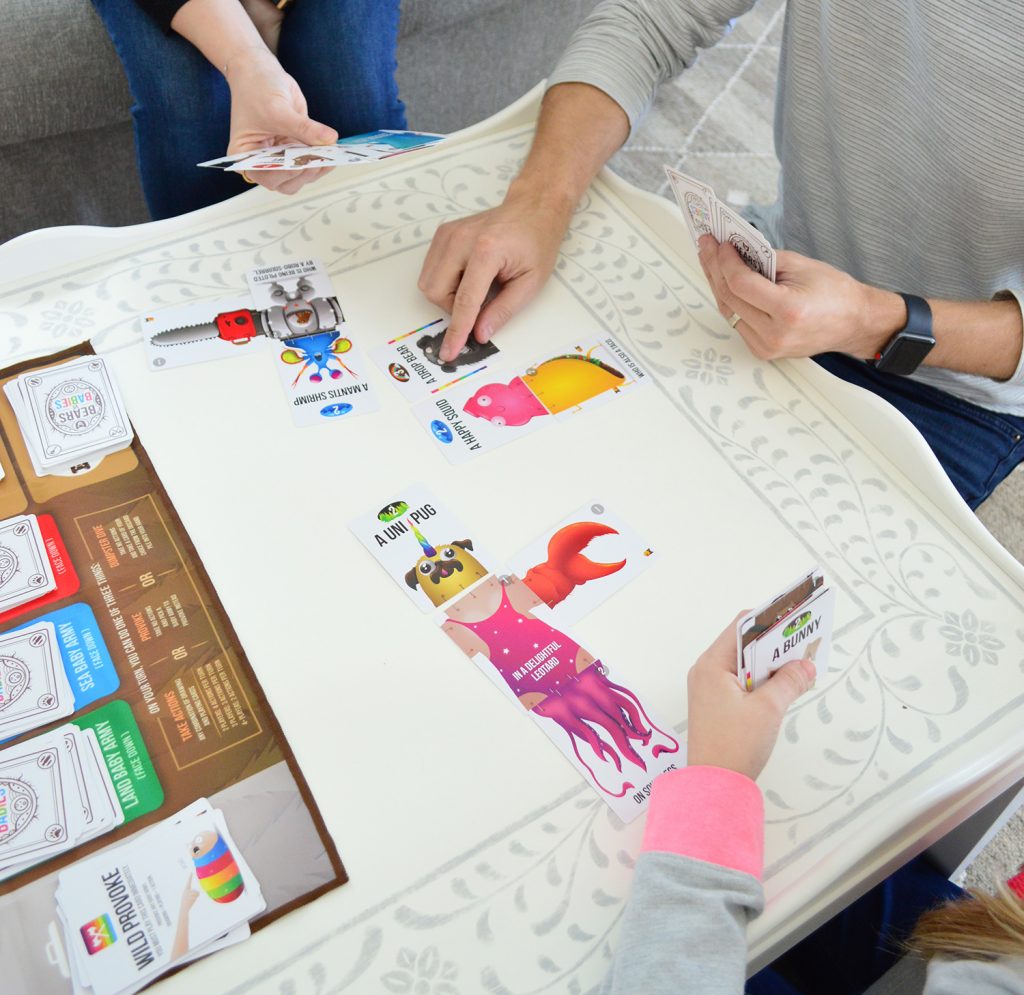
[
  {"xmin": 348, "ymin": 483, "xmax": 497, "ymax": 613},
  {"xmin": 371, "ymin": 316, "xmax": 501, "ymax": 404}
]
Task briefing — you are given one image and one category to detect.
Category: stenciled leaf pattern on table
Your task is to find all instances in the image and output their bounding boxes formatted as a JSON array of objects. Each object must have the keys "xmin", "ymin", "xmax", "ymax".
[{"xmin": 1, "ymin": 127, "xmax": 1022, "ymax": 995}]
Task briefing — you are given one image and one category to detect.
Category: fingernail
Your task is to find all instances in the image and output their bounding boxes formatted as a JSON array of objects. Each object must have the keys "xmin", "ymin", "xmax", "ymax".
[
  {"xmin": 477, "ymin": 323, "xmax": 491, "ymax": 342},
  {"xmin": 799, "ymin": 659, "xmax": 817, "ymax": 683}
]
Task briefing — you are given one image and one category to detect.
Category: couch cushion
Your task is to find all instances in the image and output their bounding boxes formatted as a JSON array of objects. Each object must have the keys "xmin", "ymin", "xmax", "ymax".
[
  {"xmin": 3, "ymin": 0, "xmax": 133, "ymax": 146},
  {"xmin": 398, "ymin": 0, "xmax": 521, "ymax": 41}
]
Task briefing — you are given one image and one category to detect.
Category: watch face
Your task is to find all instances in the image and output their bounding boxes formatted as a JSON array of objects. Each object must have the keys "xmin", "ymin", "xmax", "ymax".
[{"xmin": 875, "ymin": 332, "xmax": 935, "ymax": 376}]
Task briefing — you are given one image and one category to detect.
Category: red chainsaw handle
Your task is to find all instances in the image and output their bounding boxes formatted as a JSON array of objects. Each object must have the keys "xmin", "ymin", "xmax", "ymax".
[{"xmin": 216, "ymin": 309, "xmax": 258, "ymax": 343}]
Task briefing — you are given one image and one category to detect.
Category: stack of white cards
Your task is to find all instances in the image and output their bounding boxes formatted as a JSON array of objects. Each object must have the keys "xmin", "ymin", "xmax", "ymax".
[
  {"xmin": 0, "ymin": 723, "xmax": 123, "ymax": 883},
  {"xmin": 0, "ymin": 619, "xmax": 74, "ymax": 739},
  {"xmin": 0, "ymin": 513, "xmax": 56, "ymax": 612},
  {"xmin": 664, "ymin": 166, "xmax": 777, "ymax": 282},
  {"xmin": 57, "ymin": 799, "xmax": 265, "ymax": 995},
  {"xmin": 4, "ymin": 357, "xmax": 133, "ymax": 477}
]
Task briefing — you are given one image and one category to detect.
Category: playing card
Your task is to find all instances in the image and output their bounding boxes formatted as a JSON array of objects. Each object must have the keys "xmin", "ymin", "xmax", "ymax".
[
  {"xmin": 736, "ymin": 567, "xmax": 833, "ymax": 691},
  {"xmin": 334, "ymin": 129, "xmax": 444, "ymax": 159},
  {"xmin": 413, "ymin": 333, "xmax": 648, "ymax": 463},
  {"xmin": 195, "ymin": 146, "xmax": 289, "ymax": 171},
  {"xmin": 142, "ymin": 295, "xmax": 267, "ymax": 372},
  {"xmin": 348, "ymin": 483, "xmax": 495, "ymax": 613},
  {"xmin": 716, "ymin": 201, "xmax": 777, "ymax": 282},
  {"xmin": 14, "ymin": 358, "xmax": 132, "ymax": 468},
  {"xmin": 0, "ymin": 727, "xmax": 79, "ymax": 869},
  {"xmin": 665, "ymin": 166, "xmax": 719, "ymax": 243},
  {"xmin": 439, "ymin": 575, "xmax": 683, "ymax": 822},
  {"xmin": 0, "ymin": 515, "xmax": 56, "ymax": 613},
  {"xmin": 57, "ymin": 798, "xmax": 265, "ymax": 995},
  {"xmin": 745, "ymin": 584, "xmax": 834, "ymax": 690},
  {"xmin": 283, "ymin": 145, "xmax": 362, "ymax": 169},
  {"xmin": 11, "ymin": 604, "xmax": 120, "ymax": 710},
  {"xmin": 0, "ymin": 620, "xmax": 74, "ymax": 739},
  {"xmin": 506, "ymin": 502, "xmax": 655, "ymax": 627},
  {"xmin": 371, "ymin": 317, "xmax": 501, "ymax": 404},
  {"xmin": 248, "ymin": 261, "xmax": 379, "ymax": 426},
  {"xmin": 220, "ymin": 144, "xmax": 298, "ymax": 173}
]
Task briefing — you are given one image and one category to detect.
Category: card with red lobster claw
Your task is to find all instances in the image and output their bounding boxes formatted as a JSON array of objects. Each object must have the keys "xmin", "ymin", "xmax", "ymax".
[{"xmin": 506, "ymin": 501, "xmax": 655, "ymax": 627}]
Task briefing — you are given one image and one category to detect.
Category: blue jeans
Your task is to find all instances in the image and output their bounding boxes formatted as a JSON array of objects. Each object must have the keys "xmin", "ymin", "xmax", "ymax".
[
  {"xmin": 815, "ymin": 353, "xmax": 1024, "ymax": 509},
  {"xmin": 90, "ymin": 0, "xmax": 406, "ymax": 220},
  {"xmin": 747, "ymin": 855, "xmax": 964, "ymax": 995}
]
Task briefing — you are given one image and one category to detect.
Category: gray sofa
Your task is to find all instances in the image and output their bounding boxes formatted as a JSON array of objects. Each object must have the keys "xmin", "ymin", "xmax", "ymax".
[{"xmin": 1, "ymin": 0, "xmax": 598, "ymax": 244}]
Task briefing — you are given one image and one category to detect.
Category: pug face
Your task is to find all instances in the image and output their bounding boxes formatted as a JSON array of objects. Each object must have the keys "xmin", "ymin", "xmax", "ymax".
[{"xmin": 404, "ymin": 539, "xmax": 489, "ymax": 606}]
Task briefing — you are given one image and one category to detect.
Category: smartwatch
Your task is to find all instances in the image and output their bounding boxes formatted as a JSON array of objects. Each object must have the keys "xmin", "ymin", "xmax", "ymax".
[{"xmin": 873, "ymin": 293, "xmax": 935, "ymax": 375}]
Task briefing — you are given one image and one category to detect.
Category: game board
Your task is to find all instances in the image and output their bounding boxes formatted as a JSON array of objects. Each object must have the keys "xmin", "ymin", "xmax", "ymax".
[
  {"xmin": 0, "ymin": 346, "xmax": 345, "ymax": 993},
  {"xmin": 0, "ymin": 87, "xmax": 1022, "ymax": 992}
]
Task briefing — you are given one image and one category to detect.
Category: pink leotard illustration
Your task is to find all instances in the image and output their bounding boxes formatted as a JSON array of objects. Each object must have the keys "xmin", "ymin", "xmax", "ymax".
[
  {"xmin": 444, "ymin": 576, "xmax": 679, "ymax": 797},
  {"xmin": 447, "ymin": 585, "xmax": 582, "ymax": 697}
]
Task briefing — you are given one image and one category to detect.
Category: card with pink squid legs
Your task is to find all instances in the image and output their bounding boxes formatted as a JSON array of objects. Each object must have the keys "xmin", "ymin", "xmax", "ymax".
[{"xmin": 440, "ymin": 573, "xmax": 682, "ymax": 823}]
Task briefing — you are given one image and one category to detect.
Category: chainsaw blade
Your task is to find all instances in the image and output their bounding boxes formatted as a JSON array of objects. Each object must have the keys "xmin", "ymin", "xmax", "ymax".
[{"xmin": 149, "ymin": 321, "xmax": 221, "ymax": 346}]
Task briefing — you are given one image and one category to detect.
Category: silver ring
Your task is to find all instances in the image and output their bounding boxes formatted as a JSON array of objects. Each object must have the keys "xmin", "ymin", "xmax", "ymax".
[{"xmin": 728, "ymin": 312, "xmax": 742, "ymax": 328}]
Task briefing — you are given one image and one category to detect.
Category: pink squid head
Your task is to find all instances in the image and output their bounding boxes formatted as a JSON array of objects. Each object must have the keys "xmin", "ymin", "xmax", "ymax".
[{"xmin": 463, "ymin": 377, "xmax": 547, "ymax": 427}]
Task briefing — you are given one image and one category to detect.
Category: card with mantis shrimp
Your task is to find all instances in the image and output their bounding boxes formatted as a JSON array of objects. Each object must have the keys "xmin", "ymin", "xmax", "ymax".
[
  {"xmin": 142, "ymin": 258, "xmax": 378, "ymax": 427},
  {"xmin": 247, "ymin": 261, "xmax": 378, "ymax": 426},
  {"xmin": 439, "ymin": 574, "xmax": 682, "ymax": 822}
]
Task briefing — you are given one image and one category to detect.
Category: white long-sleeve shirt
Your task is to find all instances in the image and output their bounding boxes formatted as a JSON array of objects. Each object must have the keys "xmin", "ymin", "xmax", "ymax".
[{"xmin": 548, "ymin": 0, "xmax": 1024, "ymax": 415}]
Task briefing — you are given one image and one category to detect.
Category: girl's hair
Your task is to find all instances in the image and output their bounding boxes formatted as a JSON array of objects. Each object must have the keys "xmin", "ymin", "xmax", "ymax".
[{"xmin": 908, "ymin": 885, "xmax": 1024, "ymax": 961}]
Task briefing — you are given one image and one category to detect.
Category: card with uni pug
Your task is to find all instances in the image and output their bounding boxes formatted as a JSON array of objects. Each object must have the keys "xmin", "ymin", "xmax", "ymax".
[
  {"xmin": 736, "ymin": 567, "xmax": 835, "ymax": 691},
  {"xmin": 348, "ymin": 483, "xmax": 496, "ymax": 612}
]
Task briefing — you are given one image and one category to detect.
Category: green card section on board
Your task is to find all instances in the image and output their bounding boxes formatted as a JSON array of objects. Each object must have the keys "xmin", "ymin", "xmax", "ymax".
[{"xmin": 73, "ymin": 700, "xmax": 164, "ymax": 823}]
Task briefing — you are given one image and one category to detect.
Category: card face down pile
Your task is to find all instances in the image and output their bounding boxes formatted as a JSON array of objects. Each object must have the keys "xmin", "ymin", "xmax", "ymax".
[
  {"xmin": 56, "ymin": 799, "xmax": 264, "ymax": 995},
  {"xmin": 0, "ymin": 514, "xmax": 57, "ymax": 617},
  {"xmin": 664, "ymin": 166, "xmax": 777, "ymax": 282},
  {"xmin": 0, "ymin": 723, "xmax": 124, "ymax": 883},
  {"xmin": 736, "ymin": 566, "xmax": 835, "ymax": 691},
  {"xmin": 0, "ymin": 619, "xmax": 74, "ymax": 739},
  {"xmin": 4, "ymin": 357, "xmax": 133, "ymax": 477}
]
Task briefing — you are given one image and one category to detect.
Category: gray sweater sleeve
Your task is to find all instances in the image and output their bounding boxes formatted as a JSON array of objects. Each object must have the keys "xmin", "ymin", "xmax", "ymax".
[
  {"xmin": 546, "ymin": 0, "xmax": 760, "ymax": 131},
  {"xmin": 925, "ymin": 954, "xmax": 1024, "ymax": 994},
  {"xmin": 600, "ymin": 851, "xmax": 764, "ymax": 995}
]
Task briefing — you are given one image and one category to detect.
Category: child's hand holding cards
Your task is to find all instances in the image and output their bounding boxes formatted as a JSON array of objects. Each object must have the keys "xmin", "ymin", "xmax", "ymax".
[
  {"xmin": 664, "ymin": 166, "xmax": 777, "ymax": 282},
  {"xmin": 736, "ymin": 567, "xmax": 834, "ymax": 691}
]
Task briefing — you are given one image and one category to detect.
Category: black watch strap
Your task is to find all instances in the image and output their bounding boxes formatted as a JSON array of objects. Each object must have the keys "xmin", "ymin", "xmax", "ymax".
[{"xmin": 873, "ymin": 293, "xmax": 935, "ymax": 376}]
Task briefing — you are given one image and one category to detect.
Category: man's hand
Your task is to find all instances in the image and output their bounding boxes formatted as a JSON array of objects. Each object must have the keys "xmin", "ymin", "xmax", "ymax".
[
  {"xmin": 418, "ymin": 182, "xmax": 575, "ymax": 364},
  {"xmin": 225, "ymin": 47, "xmax": 338, "ymax": 196},
  {"xmin": 686, "ymin": 614, "xmax": 815, "ymax": 781},
  {"xmin": 698, "ymin": 236, "xmax": 906, "ymax": 362}
]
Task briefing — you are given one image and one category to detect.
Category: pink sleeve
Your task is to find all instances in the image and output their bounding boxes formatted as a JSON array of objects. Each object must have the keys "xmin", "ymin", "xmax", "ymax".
[{"xmin": 641, "ymin": 765, "xmax": 765, "ymax": 880}]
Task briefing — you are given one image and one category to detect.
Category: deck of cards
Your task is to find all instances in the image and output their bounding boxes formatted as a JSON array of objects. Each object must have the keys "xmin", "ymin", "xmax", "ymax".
[
  {"xmin": 198, "ymin": 129, "xmax": 445, "ymax": 173},
  {"xmin": 0, "ymin": 514, "xmax": 57, "ymax": 615},
  {"xmin": 57, "ymin": 799, "xmax": 264, "ymax": 995},
  {"xmin": 4, "ymin": 357, "xmax": 133, "ymax": 477},
  {"xmin": 736, "ymin": 566, "xmax": 835, "ymax": 691},
  {"xmin": 0, "ymin": 723, "xmax": 123, "ymax": 883},
  {"xmin": 0, "ymin": 619, "xmax": 73, "ymax": 739},
  {"xmin": 665, "ymin": 166, "xmax": 777, "ymax": 282}
]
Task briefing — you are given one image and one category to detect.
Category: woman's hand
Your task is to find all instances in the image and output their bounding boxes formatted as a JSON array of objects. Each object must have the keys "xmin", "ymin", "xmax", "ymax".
[
  {"xmin": 686, "ymin": 614, "xmax": 816, "ymax": 780},
  {"xmin": 224, "ymin": 47, "xmax": 338, "ymax": 195}
]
